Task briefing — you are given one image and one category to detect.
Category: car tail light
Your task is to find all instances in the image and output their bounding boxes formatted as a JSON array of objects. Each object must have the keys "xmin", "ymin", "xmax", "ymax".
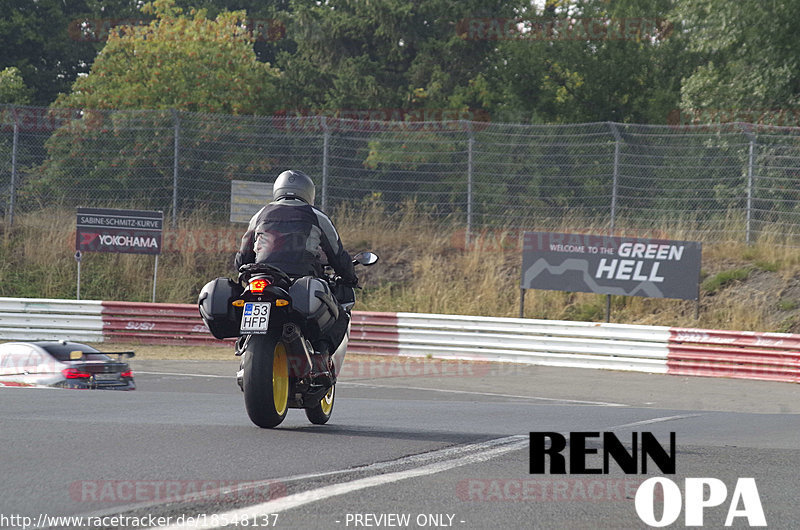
[
  {"xmin": 121, "ymin": 370, "xmax": 133, "ymax": 378},
  {"xmin": 62, "ymin": 368, "xmax": 92, "ymax": 379},
  {"xmin": 249, "ymin": 278, "xmax": 271, "ymax": 294}
]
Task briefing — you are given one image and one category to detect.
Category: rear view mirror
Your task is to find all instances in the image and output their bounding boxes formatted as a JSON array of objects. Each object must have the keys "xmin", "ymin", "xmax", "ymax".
[{"xmin": 353, "ymin": 252, "xmax": 379, "ymax": 266}]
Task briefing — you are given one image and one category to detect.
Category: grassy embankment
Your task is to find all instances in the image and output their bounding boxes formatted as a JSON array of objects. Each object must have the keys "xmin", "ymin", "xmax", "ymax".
[{"xmin": 2, "ymin": 206, "xmax": 800, "ymax": 335}]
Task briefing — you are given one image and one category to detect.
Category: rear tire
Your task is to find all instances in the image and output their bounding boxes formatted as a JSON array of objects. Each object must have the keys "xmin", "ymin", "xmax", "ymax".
[
  {"xmin": 305, "ymin": 385, "xmax": 335, "ymax": 425},
  {"xmin": 243, "ymin": 335, "xmax": 290, "ymax": 428}
]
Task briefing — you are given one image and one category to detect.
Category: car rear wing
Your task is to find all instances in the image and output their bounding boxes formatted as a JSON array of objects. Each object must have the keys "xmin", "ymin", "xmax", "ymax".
[
  {"xmin": 69, "ymin": 350, "xmax": 135, "ymax": 360},
  {"xmin": 105, "ymin": 351, "xmax": 135, "ymax": 360}
]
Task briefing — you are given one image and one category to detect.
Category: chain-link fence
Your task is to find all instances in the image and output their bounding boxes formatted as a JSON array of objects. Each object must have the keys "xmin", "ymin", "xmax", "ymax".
[{"xmin": 3, "ymin": 104, "xmax": 800, "ymax": 244}]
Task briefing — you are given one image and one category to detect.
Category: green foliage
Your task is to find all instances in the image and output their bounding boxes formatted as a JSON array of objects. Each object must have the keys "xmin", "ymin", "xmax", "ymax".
[
  {"xmin": 742, "ymin": 246, "xmax": 781, "ymax": 272},
  {"xmin": 54, "ymin": 0, "xmax": 280, "ymax": 114},
  {"xmin": 30, "ymin": 0, "xmax": 285, "ymax": 209},
  {"xmin": 0, "ymin": 67, "xmax": 31, "ymax": 105},
  {"xmin": 754, "ymin": 260, "xmax": 780, "ymax": 273},
  {"xmin": 275, "ymin": 0, "xmax": 523, "ymax": 112},
  {"xmin": 32, "ymin": 109, "xmax": 177, "ymax": 208},
  {"xmin": 560, "ymin": 301, "xmax": 605, "ymax": 322},
  {"xmin": 0, "ymin": 0, "xmax": 145, "ymax": 106},
  {"xmin": 778, "ymin": 299, "xmax": 798, "ymax": 312},
  {"xmin": 702, "ymin": 267, "xmax": 752, "ymax": 294},
  {"xmin": 2, "ymin": 0, "xmax": 800, "ymax": 128},
  {"xmin": 27, "ymin": 108, "xmax": 325, "ymax": 214},
  {"xmin": 362, "ymin": 129, "xmax": 469, "ymax": 215},
  {"xmin": 492, "ymin": 0, "xmax": 700, "ymax": 123},
  {"xmin": 676, "ymin": 0, "xmax": 800, "ymax": 112}
]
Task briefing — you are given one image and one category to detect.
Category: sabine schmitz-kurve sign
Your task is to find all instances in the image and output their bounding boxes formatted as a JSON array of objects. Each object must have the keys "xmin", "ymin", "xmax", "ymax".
[{"xmin": 76, "ymin": 208, "xmax": 163, "ymax": 255}]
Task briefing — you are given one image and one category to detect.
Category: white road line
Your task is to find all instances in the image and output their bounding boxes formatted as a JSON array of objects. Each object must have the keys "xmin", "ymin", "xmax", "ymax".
[
  {"xmin": 69, "ymin": 436, "xmax": 524, "ymax": 522},
  {"xmin": 146, "ymin": 414, "xmax": 694, "ymax": 530},
  {"xmin": 0, "ymin": 383, "xmax": 57, "ymax": 390},
  {"xmin": 133, "ymin": 372, "xmax": 628, "ymax": 406},
  {"xmin": 340, "ymin": 381, "xmax": 628, "ymax": 407},
  {"xmin": 601, "ymin": 414, "xmax": 703, "ymax": 430},
  {"xmin": 134, "ymin": 371, "xmax": 231, "ymax": 379},
  {"xmin": 150, "ymin": 435, "xmax": 529, "ymax": 530}
]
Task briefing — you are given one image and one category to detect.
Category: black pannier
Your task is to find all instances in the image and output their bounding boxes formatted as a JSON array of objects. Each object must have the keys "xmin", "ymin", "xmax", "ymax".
[
  {"xmin": 198, "ymin": 278, "xmax": 244, "ymax": 339},
  {"xmin": 288, "ymin": 276, "xmax": 339, "ymax": 339}
]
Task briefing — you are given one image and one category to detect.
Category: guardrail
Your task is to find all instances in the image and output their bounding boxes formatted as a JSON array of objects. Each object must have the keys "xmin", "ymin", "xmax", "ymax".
[
  {"xmin": 101, "ymin": 301, "xmax": 226, "ymax": 346},
  {"xmin": 350, "ymin": 312, "xmax": 671, "ymax": 373},
  {"xmin": 668, "ymin": 328, "xmax": 800, "ymax": 383},
  {"xmin": 0, "ymin": 297, "xmax": 798, "ymax": 384},
  {"xmin": 0, "ymin": 297, "xmax": 104, "ymax": 343}
]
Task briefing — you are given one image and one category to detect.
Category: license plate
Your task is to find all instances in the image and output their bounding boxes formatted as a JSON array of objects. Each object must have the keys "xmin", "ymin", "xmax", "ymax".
[
  {"xmin": 93, "ymin": 373, "xmax": 120, "ymax": 381},
  {"xmin": 241, "ymin": 302, "xmax": 271, "ymax": 334}
]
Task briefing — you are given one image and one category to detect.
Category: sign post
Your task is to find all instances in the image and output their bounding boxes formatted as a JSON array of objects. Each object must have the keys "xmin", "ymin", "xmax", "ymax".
[
  {"xmin": 153, "ymin": 254, "xmax": 159, "ymax": 304},
  {"xmin": 76, "ymin": 208, "xmax": 164, "ymax": 302},
  {"xmin": 520, "ymin": 232, "xmax": 702, "ymax": 321},
  {"xmin": 74, "ymin": 251, "xmax": 82, "ymax": 300}
]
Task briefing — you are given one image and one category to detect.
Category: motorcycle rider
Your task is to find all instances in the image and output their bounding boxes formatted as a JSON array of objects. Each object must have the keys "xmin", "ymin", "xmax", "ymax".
[{"xmin": 234, "ymin": 169, "xmax": 357, "ymax": 385}]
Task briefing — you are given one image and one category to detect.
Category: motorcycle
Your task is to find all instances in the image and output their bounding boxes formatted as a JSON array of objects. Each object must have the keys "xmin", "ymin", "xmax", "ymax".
[{"xmin": 198, "ymin": 252, "xmax": 379, "ymax": 428}]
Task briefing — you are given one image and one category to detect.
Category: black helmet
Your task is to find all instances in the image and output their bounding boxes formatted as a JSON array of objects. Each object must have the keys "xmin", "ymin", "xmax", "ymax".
[{"xmin": 272, "ymin": 170, "xmax": 316, "ymax": 204}]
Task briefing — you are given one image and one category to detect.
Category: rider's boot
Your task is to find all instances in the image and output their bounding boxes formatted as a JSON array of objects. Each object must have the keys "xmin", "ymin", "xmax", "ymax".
[{"xmin": 309, "ymin": 343, "xmax": 334, "ymax": 387}]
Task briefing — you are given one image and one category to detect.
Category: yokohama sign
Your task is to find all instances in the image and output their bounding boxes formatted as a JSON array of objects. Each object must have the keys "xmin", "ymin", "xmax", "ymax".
[{"xmin": 76, "ymin": 208, "xmax": 163, "ymax": 255}]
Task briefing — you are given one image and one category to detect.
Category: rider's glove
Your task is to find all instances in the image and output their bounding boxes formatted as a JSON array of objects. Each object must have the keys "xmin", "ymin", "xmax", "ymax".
[{"xmin": 340, "ymin": 274, "xmax": 359, "ymax": 287}]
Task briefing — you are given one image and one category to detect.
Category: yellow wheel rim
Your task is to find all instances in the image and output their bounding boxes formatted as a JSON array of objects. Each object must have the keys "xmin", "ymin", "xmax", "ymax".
[
  {"xmin": 320, "ymin": 385, "xmax": 334, "ymax": 415},
  {"xmin": 273, "ymin": 343, "xmax": 289, "ymax": 416}
]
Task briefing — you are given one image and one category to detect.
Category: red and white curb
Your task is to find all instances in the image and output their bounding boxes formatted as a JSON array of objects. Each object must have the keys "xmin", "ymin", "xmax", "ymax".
[{"xmin": 0, "ymin": 298, "xmax": 798, "ymax": 384}]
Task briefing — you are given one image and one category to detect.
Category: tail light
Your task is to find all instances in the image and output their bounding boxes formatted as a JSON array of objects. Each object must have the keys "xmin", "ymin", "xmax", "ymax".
[
  {"xmin": 249, "ymin": 278, "xmax": 271, "ymax": 294},
  {"xmin": 121, "ymin": 370, "xmax": 133, "ymax": 378},
  {"xmin": 62, "ymin": 368, "xmax": 92, "ymax": 379}
]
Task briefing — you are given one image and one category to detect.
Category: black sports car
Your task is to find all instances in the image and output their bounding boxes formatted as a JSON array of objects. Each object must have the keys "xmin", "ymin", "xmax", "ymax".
[{"xmin": 0, "ymin": 341, "xmax": 135, "ymax": 390}]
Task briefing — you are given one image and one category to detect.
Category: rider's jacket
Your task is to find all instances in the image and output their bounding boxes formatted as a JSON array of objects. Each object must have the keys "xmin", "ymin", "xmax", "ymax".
[{"xmin": 234, "ymin": 198, "xmax": 357, "ymax": 284}]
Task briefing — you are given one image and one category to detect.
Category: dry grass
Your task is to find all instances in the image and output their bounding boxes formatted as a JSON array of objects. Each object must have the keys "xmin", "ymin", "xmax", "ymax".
[
  {"xmin": 99, "ymin": 342, "xmax": 233, "ymax": 361},
  {"xmin": 3, "ymin": 206, "xmax": 800, "ymax": 332}
]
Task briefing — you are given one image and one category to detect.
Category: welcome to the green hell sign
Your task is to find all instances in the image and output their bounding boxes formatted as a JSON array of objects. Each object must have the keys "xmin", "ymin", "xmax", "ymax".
[{"xmin": 521, "ymin": 231, "xmax": 702, "ymax": 301}]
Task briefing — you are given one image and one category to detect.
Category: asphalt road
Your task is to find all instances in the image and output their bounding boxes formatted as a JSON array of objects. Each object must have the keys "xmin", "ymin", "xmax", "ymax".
[{"xmin": 0, "ymin": 357, "xmax": 798, "ymax": 529}]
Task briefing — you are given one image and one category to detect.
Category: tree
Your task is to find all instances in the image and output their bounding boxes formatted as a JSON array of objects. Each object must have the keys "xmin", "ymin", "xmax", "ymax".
[
  {"xmin": 275, "ymin": 0, "xmax": 523, "ymax": 112},
  {"xmin": 676, "ymin": 0, "xmax": 800, "ymax": 114},
  {"xmin": 490, "ymin": 0, "xmax": 696, "ymax": 123},
  {"xmin": 30, "ymin": 0, "xmax": 283, "ymax": 213},
  {"xmin": 0, "ymin": 0, "xmax": 287, "ymax": 107},
  {"xmin": 0, "ymin": 67, "xmax": 31, "ymax": 105},
  {"xmin": 54, "ymin": 0, "xmax": 280, "ymax": 114},
  {"xmin": 169, "ymin": 0, "xmax": 292, "ymax": 66},
  {"xmin": 271, "ymin": 0, "xmax": 523, "ymax": 213},
  {"xmin": 674, "ymin": 0, "xmax": 800, "ymax": 239},
  {"xmin": 0, "ymin": 0, "xmax": 144, "ymax": 106}
]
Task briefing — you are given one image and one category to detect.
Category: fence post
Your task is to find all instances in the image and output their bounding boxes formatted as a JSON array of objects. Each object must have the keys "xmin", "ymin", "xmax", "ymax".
[
  {"xmin": 172, "ymin": 109, "xmax": 180, "ymax": 229},
  {"xmin": 466, "ymin": 127, "xmax": 474, "ymax": 249},
  {"xmin": 746, "ymin": 137, "xmax": 756, "ymax": 245},
  {"xmin": 608, "ymin": 122, "xmax": 622, "ymax": 233},
  {"xmin": 9, "ymin": 107, "xmax": 18, "ymax": 225},
  {"xmin": 321, "ymin": 116, "xmax": 329, "ymax": 212},
  {"xmin": 606, "ymin": 123, "xmax": 623, "ymax": 323},
  {"xmin": 738, "ymin": 124, "xmax": 758, "ymax": 244}
]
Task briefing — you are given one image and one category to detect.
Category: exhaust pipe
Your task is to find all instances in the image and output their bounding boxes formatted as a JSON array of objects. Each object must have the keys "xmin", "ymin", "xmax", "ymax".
[{"xmin": 281, "ymin": 323, "xmax": 313, "ymax": 378}]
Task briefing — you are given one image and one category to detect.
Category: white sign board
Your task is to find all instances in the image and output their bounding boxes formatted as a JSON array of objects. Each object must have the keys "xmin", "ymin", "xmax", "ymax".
[{"xmin": 230, "ymin": 180, "xmax": 272, "ymax": 223}]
